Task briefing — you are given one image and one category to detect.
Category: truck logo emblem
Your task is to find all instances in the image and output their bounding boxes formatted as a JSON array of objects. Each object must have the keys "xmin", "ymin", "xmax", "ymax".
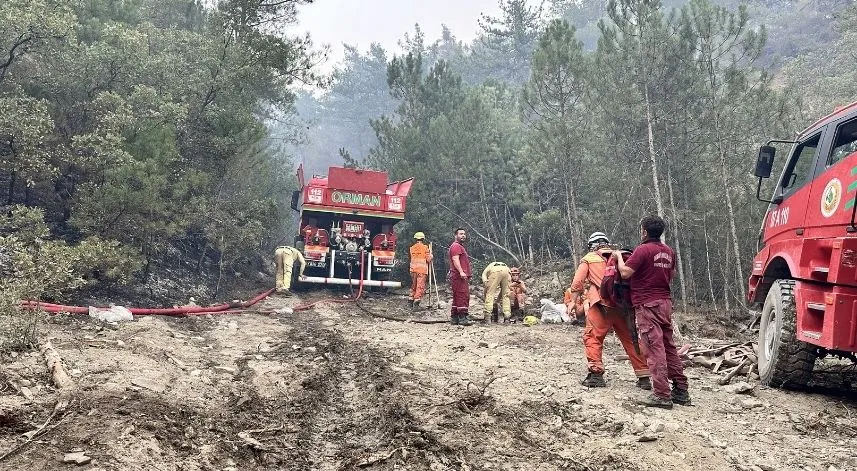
[{"xmin": 821, "ymin": 178, "xmax": 842, "ymax": 218}]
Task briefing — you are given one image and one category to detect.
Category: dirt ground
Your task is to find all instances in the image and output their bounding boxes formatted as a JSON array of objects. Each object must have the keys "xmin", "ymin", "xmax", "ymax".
[{"xmin": 1, "ymin": 289, "xmax": 856, "ymax": 471}]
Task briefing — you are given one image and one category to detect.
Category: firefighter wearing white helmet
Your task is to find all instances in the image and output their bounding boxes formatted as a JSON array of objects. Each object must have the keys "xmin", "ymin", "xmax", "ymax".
[
  {"xmin": 570, "ymin": 231, "xmax": 651, "ymax": 389},
  {"xmin": 409, "ymin": 232, "xmax": 432, "ymax": 309},
  {"xmin": 587, "ymin": 231, "xmax": 610, "ymax": 249}
]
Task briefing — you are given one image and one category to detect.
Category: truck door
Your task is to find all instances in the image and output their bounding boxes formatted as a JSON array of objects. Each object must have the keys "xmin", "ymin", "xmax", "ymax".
[
  {"xmin": 764, "ymin": 129, "xmax": 828, "ymax": 245},
  {"xmin": 803, "ymin": 117, "xmax": 857, "ymax": 237}
]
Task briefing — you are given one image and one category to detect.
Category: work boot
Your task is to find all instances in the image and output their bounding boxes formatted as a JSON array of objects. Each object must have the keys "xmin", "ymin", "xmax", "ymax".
[
  {"xmin": 449, "ymin": 316, "xmax": 459, "ymax": 325},
  {"xmin": 408, "ymin": 299, "xmax": 414, "ymax": 308},
  {"xmin": 581, "ymin": 372, "xmax": 606, "ymax": 388},
  {"xmin": 412, "ymin": 300, "xmax": 421, "ymax": 311},
  {"xmin": 636, "ymin": 377, "xmax": 652, "ymax": 390},
  {"xmin": 636, "ymin": 394, "xmax": 674, "ymax": 409},
  {"xmin": 457, "ymin": 315, "xmax": 473, "ymax": 326},
  {"xmin": 671, "ymin": 388, "xmax": 692, "ymax": 406},
  {"xmin": 281, "ymin": 289, "xmax": 292, "ymax": 297},
  {"xmin": 491, "ymin": 312, "xmax": 499, "ymax": 323}
]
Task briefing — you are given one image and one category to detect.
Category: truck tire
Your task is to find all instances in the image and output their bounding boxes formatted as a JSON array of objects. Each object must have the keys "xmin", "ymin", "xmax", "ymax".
[{"xmin": 757, "ymin": 279, "xmax": 816, "ymax": 388}]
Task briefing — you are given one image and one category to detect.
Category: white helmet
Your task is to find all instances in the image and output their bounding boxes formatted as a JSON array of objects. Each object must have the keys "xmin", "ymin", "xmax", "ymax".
[{"xmin": 587, "ymin": 231, "xmax": 609, "ymax": 247}]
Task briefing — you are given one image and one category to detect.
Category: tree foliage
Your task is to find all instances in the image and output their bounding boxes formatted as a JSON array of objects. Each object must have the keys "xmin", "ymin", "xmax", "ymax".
[
  {"xmin": 3, "ymin": 0, "xmax": 850, "ymax": 318},
  {"xmin": 358, "ymin": 0, "xmax": 802, "ymax": 315},
  {"xmin": 0, "ymin": 0, "xmax": 317, "ymax": 303}
]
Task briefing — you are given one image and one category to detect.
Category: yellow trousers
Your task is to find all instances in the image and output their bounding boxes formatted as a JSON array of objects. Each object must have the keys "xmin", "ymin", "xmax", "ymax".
[
  {"xmin": 485, "ymin": 269, "xmax": 511, "ymax": 318},
  {"xmin": 275, "ymin": 247, "xmax": 296, "ymax": 290}
]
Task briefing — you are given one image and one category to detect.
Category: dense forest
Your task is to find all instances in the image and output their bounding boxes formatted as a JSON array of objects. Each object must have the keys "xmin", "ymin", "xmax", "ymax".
[
  {"xmin": 2, "ymin": 0, "xmax": 857, "ymax": 316},
  {"xmin": 1, "ymin": 0, "xmax": 321, "ymax": 307}
]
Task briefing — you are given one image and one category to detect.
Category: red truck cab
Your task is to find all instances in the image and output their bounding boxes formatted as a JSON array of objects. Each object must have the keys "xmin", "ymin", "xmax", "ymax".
[
  {"xmin": 749, "ymin": 101, "xmax": 857, "ymax": 387},
  {"xmin": 290, "ymin": 165, "xmax": 413, "ymax": 288}
]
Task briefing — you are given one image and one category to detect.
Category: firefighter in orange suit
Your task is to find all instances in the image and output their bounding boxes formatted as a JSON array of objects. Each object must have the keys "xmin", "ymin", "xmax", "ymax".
[
  {"xmin": 563, "ymin": 286, "xmax": 585, "ymax": 325},
  {"xmin": 508, "ymin": 267, "xmax": 527, "ymax": 319},
  {"xmin": 570, "ymin": 232, "xmax": 651, "ymax": 389},
  {"xmin": 409, "ymin": 232, "xmax": 432, "ymax": 309}
]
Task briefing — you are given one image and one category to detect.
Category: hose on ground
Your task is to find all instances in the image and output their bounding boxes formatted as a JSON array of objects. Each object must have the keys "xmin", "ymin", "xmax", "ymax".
[
  {"xmin": 21, "ymin": 288, "xmax": 276, "ymax": 317},
  {"xmin": 354, "ymin": 300, "xmax": 450, "ymax": 324},
  {"xmin": 292, "ymin": 251, "xmax": 366, "ymax": 312},
  {"xmin": 21, "ymin": 250, "xmax": 448, "ymax": 323}
]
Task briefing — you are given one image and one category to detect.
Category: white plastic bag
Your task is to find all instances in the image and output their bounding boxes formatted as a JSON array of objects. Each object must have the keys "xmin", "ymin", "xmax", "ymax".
[
  {"xmin": 88, "ymin": 305, "xmax": 133, "ymax": 323},
  {"xmin": 539, "ymin": 299, "xmax": 570, "ymax": 323}
]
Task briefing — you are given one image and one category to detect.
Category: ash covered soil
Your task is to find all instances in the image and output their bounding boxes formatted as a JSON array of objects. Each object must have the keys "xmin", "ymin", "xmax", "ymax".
[{"xmin": 1, "ymin": 290, "xmax": 856, "ymax": 471}]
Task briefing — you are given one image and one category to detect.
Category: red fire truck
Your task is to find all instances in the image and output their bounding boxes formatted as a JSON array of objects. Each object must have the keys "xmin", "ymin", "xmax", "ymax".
[
  {"xmin": 289, "ymin": 165, "xmax": 413, "ymax": 288},
  {"xmin": 750, "ymin": 101, "xmax": 857, "ymax": 387}
]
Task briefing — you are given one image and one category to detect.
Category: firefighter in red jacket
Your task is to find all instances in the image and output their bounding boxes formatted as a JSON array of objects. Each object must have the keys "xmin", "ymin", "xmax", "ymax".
[{"xmin": 615, "ymin": 215, "xmax": 690, "ymax": 409}]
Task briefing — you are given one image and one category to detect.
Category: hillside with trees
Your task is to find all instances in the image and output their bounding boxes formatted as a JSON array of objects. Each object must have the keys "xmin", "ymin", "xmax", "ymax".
[
  {"xmin": 3, "ymin": 0, "xmax": 857, "ymax": 314},
  {"xmin": 1, "ymin": 0, "xmax": 321, "ymax": 310},
  {"xmin": 2, "ymin": 2, "xmax": 857, "ymax": 469},
  {"xmin": 295, "ymin": 0, "xmax": 857, "ymax": 315}
]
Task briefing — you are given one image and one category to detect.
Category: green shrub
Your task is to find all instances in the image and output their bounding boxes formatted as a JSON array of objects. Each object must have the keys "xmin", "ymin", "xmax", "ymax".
[{"xmin": 0, "ymin": 205, "xmax": 142, "ymax": 351}]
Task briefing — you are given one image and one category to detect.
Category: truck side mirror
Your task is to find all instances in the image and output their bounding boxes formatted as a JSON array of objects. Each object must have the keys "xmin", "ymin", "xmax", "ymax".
[
  {"xmin": 755, "ymin": 145, "xmax": 776, "ymax": 178},
  {"xmin": 290, "ymin": 190, "xmax": 300, "ymax": 211}
]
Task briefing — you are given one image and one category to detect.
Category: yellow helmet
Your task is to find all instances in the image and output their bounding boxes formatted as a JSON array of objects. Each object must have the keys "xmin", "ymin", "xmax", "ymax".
[{"xmin": 413, "ymin": 232, "xmax": 426, "ymax": 240}]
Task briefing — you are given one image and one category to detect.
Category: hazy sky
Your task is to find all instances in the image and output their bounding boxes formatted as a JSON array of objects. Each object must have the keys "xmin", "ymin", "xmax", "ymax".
[{"xmin": 295, "ymin": 0, "xmax": 501, "ymax": 70}]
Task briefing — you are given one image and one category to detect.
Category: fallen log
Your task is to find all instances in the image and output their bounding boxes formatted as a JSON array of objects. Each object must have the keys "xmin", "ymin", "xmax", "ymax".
[
  {"xmin": 718, "ymin": 358, "xmax": 751, "ymax": 385},
  {"xmin": 711, "ymin": 358, "xmax": 725, "ymax": 374},
  {"xmin": 40, "ymin": 340, "xmax": 76, "ymax": 412},
  {"xmin": 686, "ymin": 346, "xmax": 727, "ymax": 356}
]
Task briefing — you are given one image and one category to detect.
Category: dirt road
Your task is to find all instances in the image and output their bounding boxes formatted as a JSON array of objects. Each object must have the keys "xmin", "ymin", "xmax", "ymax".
[{"xmin": 1, "ymin": 291, "xmax": 855, "ymax": 470}]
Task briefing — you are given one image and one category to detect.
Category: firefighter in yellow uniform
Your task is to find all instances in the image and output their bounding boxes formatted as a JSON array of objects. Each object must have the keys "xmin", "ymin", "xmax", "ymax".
[
  {"xmin": 409, "ymin": 232, "xmax": 432, "ymax": 309},
  {"xmin": 482, "ymin": 261, "xmax": 511, "ymax": 322},
  {"xmin": 275, "ymin": 246, "xmax": 306, "ymax": 296}
]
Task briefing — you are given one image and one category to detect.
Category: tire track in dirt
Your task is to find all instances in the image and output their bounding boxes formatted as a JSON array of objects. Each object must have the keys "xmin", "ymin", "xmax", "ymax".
[
  {"xmin": 3, "ymin": 290, "xmax": 855, "ymax": 470},
  {"xmin": 316, "ymin": 292, "xmax": 857, "ymax": 471},
  {"xmin": 258, "ymin": 318, "xmax": 462, "ymax": 470}
]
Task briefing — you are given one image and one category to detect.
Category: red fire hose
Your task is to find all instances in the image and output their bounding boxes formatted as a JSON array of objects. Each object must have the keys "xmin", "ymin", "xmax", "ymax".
[
  {"xmin": 20, "ymin": 288, "xmax": 277, "ymax": 317},
  {"xmin": 21, "ymin": 252, "xmax": 371, "ymax": 317},
  {"xmin": 292, "ymin": 250, "xmax": 366, "ymax": 312}
]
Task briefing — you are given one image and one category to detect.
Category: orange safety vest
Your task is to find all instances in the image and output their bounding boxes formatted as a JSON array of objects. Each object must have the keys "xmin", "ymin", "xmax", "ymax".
[{"xmin": 409, "ymin": 242, "xmax": 431, "ymax": 274}]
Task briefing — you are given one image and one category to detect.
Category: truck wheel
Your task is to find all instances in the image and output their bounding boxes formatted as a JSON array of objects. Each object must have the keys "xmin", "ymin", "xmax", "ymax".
[{"xmin": 757, "ymin": 279, "xmax": 816, "ymax": 388}]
